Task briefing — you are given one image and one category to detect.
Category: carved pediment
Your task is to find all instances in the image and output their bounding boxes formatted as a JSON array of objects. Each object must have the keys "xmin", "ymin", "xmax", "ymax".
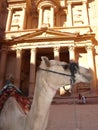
[{"xmin": 13, "ymin": 28, "xmax": 78, "ymax": 42}]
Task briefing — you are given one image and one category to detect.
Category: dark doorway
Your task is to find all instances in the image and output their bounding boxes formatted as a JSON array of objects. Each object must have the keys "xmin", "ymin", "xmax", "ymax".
[{"xmin": 60, "ymin": 47, "xmax": 69, "ymax": 63}]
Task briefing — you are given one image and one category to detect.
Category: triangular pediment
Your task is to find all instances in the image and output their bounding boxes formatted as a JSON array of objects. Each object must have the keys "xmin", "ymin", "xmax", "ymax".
[{"xmin": 13, "ymin": 28, "xmax": 78, "ymax": 42}]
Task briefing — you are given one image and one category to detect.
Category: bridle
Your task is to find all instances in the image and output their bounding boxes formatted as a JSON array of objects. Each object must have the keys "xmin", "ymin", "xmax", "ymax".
[
  {"xmin": 38, "ymin": 66, "xmax": 77, "ymax": 93},
  {"xmin": 38, "ymin": 65, "xmax": 77, "ymax": 85},
  {"xmin": 38, "ymin": 67, "xmax": 72, "ymax": 77}
]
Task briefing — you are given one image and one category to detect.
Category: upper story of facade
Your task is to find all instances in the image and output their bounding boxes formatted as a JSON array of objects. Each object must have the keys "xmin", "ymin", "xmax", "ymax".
[
  {"xmin": 4, "ymin": 0, "xmax": 93, "ymax": 39},
  {"xmin": 6, "ymin": 0, "xmax": 89, "ymax": 30}
]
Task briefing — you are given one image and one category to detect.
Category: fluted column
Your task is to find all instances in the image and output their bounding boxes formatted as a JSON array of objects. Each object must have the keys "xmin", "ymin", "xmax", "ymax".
[
  {"xmin": 69, "ymin": 46, "xmax": 75, "ymax": 61},
  {"xmin": 0, "ymin": 46, "xmax": 7, "ymax": 88},
  {"xmin": 66, "ymin": 2, "xmax": 72, "ymax": 26},
  {"xmin": 6, "ymin": 8, "xmax": 13, "ymax": 31},
  {"xmin": 38, "ymin": 7, "xmax": 43, "ymax": 29},
  {"xmin": 29, "ymin": 48, "xmax": 36, "ymax": 97},
  {"xmin": 54, "ymin": 47, "xmax": 60, "ymax": 61},
  {"xmin": 86, "ymin": 45, "xmax": 96, "ymax": 89},
  {"xmin": 15, "ymin": 49, "xmax": 22, "ymax": 88},
  {"xmin": 82, "ymin": 1, "xmax": 89, "ymax": 25}
]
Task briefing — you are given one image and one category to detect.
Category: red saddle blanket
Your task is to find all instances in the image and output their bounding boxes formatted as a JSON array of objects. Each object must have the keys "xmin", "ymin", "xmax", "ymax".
[{"xmin": 0, "ymin": 87, "xmax": 32, "ymax": 114}]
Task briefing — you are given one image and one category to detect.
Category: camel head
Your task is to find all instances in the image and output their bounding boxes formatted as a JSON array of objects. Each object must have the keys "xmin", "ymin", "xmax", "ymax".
[{"xmin": 39, "ymin": 56, "xmax": 92, "ymax": 92}]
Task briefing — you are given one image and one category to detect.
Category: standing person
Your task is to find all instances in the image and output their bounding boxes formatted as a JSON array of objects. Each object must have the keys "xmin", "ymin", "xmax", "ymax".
[
  {"xmin": 78, "ymin": 93, "xmax": 82, "ymax": 104},
  {"xmin": 81, "ymin": 95, "xmax": 86, "ymax": 104}
]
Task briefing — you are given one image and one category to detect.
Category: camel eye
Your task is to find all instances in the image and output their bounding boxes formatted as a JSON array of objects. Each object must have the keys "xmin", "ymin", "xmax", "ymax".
[{"xmin": 62, "ymin": 64, "xmax": 69, "ymax": 70}]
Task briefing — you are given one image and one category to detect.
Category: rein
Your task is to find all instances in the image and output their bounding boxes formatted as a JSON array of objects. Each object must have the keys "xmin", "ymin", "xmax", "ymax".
[{"xmin": 38, "ymin": 67, "xmax": 72, "ymax": 77}]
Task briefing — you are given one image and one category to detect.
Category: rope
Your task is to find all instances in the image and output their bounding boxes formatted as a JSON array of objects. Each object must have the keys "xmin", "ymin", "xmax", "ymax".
[
  {"xmin": 71, "ymin": 78, "xmax": 80, "ymax": 130},
  {"xmin": 73, "ymin": 92, "xmax": 80, "ymax": 130},
  {"xmin": 38, "ymin": 67, "xmax": 72, "ymax": 77}
]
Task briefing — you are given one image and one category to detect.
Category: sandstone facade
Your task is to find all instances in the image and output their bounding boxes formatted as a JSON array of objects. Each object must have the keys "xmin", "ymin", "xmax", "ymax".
[{"xmin": 0, "ymin": 0, "xmax": 98, "ymax": 97}]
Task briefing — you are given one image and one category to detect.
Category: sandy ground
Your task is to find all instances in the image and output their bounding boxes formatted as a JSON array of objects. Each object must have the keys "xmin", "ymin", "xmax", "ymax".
[{"xmin": 46, "ymin": 97, "xmax": 98, "ymax": 130}]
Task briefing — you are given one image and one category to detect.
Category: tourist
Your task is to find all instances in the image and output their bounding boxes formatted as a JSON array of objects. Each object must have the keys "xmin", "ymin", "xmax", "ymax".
[
  {"xmin": 78, "ymin": 93, "xmax": 82, "ymax": 104},
  {"xmin": 81, "ymin": 95, "xmax": 86, "ymax": 104}
]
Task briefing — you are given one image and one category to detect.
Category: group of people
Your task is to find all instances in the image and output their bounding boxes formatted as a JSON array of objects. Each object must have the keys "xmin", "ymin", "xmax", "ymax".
[{"xmin": 78, "ymin": 93, "xmax": 86, "ymax": 104}]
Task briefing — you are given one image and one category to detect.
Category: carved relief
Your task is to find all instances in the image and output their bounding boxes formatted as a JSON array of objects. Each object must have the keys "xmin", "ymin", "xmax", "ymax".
[
  {"xmin": 11, "ymin": 9, "xmax": 22, "ymax": 31},
  {"xmin": 72, "ymin": 4, "xmax": 84, "ymax": 26}
]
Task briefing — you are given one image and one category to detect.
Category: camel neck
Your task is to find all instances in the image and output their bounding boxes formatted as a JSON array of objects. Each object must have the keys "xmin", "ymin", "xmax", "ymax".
[
  {"xmin": 27, "ymin": 84, "xmax": 56, "ymax": 130},
  {"xmin": 47, "ymin": 83, "xmax": 58, "ymax": 92}
]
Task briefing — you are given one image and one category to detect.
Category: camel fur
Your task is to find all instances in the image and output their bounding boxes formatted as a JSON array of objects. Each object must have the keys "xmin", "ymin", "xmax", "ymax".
[{"xmin": 0, "ymin": 56, "xmax": 92, "ymax": 130}]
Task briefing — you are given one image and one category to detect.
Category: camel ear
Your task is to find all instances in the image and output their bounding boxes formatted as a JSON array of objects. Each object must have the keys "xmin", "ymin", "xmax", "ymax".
[{"xmin": 41, "ymin": 56, "xmax": 50, "ymax": 67}]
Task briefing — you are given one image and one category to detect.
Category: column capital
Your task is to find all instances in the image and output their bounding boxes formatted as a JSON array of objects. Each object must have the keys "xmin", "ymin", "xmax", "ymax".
[
  {"xmin": 82, "ymin": 0, "xmax": 87, "ymax": 4},
  {"xmin": 22, "ymin": 6, "xmax": 26, "ymax": 9},
  {"xmin": 50, "ymin": 5, "xmax": 56, "ymax": 11},
  {"xmin": 16, "ymin": 48, "xmax": 22, "ymax": 57},
  {"xmin": 7, "ymin": 7, "xmax": 13, "ymax": 11},
  {"xmin": 69, "ymin": 45, "xmax": 75, "ymax": 51},
  {"xmin": 85, "ymin": 45, "xmax": 94, "ymax": 51},
  {"xmin": 67, "ymin": 1, "xmax": 72, "ymax": 5},
  {"xmin": 38, "ymin": 6, "xmax": 42, "ymax": 11},
  {"xmin": 1, "ymin": 46, "xmax": 8, "ymax": 53},
  {"xmin": 54, "ymin": 46, "xmax": 60, "ymax": 51},
  {"xmin": 63, "ymin": 8, "xmax": 67, "ymax": 14},
  {"xmin": 51, "ymin": 6, "xmax": 55, "ymax": 12},
  {"xmin": 16, "ymin": 48, "xmax": 22, "ymax": 52},
  {"xmin": 31, "ymin": 48, "xmax": 37, "ymax": 53},
  {"xmin": 95, "ymin": 46, "xmax": 98, "ymax": 54}
]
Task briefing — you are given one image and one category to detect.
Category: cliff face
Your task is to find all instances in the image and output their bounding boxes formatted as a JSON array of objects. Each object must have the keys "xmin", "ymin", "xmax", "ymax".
[
  {"xmin": 88, "ymin": 0, "xmax": 98, "ymax": 40},
  {"xmin": 0, "ymin": 0, "xmax": 7, "ymax": 39}
]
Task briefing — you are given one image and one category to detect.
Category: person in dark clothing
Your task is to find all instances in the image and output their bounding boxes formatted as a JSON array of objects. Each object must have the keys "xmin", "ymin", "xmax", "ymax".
[{"xmin": 78, "ymin": 93, "xmax": 82, "ymax": 104}]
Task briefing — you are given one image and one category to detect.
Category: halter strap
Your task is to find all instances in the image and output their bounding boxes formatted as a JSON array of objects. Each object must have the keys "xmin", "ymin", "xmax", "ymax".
[{"xmin": 38, "ymin": 67, "xmax": 72, "ymax": 77}]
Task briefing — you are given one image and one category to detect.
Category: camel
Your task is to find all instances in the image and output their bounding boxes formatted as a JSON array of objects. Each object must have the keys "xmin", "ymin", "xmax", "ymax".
[{"xmin": 0, "ymin": 56, "xmax": 92, "ymax": 130}]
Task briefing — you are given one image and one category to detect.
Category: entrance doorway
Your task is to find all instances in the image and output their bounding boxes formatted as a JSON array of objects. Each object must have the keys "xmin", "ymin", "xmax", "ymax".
[{"xmin": 60, "ymin": 47, "xmax": 69, "ymax": 63}]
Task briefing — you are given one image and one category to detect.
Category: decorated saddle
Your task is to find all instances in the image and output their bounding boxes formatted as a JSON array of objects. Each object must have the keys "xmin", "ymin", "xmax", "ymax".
[{"xmin": 0, "ymin": 83, "xmax": 32, "ymax": 114}]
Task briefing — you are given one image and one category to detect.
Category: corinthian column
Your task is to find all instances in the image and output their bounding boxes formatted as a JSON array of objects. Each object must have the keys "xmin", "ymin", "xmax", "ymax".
[
  {"xmin": 15, "ymin": 49, "xmax": 22, "ymax": 88},
  {"xmin": 54, "ymin": 47, "xmax": 60, "ymax": 61},
  {"xmin": 86, "ymin": 45, "xmax": 96, "ymax": 89},
  {"xmin": 0, "ymin": 46, "xmax": 7, "ymax": 88},
  {"xmin": 29, "ymin": 48, "xmax": 36, "ymax": 97},
  {"xmin": 69, "ymin": 46, "xmax": 75, "ymax": 61},
  {"xmin": 6, "ymin": 8, "xmax": 13, "ymax": 31}
]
